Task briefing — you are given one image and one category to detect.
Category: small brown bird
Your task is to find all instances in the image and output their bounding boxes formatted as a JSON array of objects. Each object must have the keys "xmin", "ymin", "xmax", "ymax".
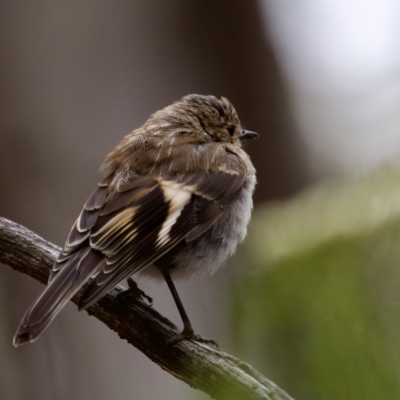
[{"xmin": 14, "ymin": 94, "xmax": 257, "ymax": 347}]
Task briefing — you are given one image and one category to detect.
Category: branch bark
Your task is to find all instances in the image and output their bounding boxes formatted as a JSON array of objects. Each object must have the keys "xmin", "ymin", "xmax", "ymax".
[{"xmin": 0, "ymin": 217, "xmax": 294, "ymax": 400}]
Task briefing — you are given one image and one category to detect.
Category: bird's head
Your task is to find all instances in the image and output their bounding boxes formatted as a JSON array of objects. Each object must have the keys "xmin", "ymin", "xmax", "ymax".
[
  {"xmin": 152, "ymin": 94, "xmax": 258, "ymax": 145},
  {"xmin": 102, "ymin": 94, "xmax": 257, "ymax": 174}
]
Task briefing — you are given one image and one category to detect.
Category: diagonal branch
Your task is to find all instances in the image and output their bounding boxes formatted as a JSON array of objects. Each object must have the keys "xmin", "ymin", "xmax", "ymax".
[{"xmin": 0, "ymin": 217, "xmax": 294, "ymax": 400}]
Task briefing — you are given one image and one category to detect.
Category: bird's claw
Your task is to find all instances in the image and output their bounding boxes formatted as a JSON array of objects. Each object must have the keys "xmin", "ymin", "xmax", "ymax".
[
  {"xmin": 166, "ymin": 325, "xmax": 219, "ymax": 349},
  {"xmin": 114, "ymin": 279, "xmax": 153, "ymax": 306},
  {"xmin": 127, "ymin": 278, "xmax": 153, "ymax": 305}
]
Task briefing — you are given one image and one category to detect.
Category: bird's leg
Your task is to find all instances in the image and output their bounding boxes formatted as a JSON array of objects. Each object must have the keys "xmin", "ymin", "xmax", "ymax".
[
  {"xmin": 162, "ymin": 269, "xmax": 218, "ymax": 349},
  {"xmin": 115, "ymin": 278, "xmax": 153, "ymax": 306}
]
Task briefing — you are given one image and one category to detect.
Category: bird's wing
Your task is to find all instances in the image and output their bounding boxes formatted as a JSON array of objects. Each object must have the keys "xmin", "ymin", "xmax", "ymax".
[
  {"xmin": 14, "ymin": 151, "xmax": 246, "ymax": 345},
  {"xmin": 79, "ymin": 151, "xmax": 246, "ymax": 309}
]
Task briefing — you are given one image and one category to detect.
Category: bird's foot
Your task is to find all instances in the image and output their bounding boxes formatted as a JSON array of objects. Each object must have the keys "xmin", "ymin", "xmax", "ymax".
[
  {"xmin": 127, "ymin": 278, "xmax": 153, "ymax": 305},
  {"xmin": 115, "ymin": 278, "xmax": 153, "ymax": 306},
  {"xmin": 167, "ymin": 325, "xmax": 219, "ymax": 349}
]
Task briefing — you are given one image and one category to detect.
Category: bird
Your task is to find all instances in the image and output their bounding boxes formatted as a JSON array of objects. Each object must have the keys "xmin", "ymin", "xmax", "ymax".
[{"xmin": 13, "ymin": 94, "xmax": 257, "ymax": 347}]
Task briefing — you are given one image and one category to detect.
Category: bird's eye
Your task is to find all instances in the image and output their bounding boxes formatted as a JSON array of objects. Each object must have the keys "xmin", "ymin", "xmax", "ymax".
[{"xmin": 227, "ymin": 125, "xmax": 235, "ymax": 136}]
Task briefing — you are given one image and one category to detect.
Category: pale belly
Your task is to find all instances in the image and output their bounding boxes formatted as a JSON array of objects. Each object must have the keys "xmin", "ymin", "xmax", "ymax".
[{"xmin": 139, "ymin": 185, "xmax": 254, "ymax": 281}]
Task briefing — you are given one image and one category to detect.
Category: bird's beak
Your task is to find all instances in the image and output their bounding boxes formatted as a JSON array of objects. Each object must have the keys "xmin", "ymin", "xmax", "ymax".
[{"xmin": 239, "ymin": 130, "xmax": 258, "ymax": 141}]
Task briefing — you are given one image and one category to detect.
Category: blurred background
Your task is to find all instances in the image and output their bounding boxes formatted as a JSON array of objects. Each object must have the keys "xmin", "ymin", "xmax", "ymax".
[{"xmin": 1, "ymin": 1, "xmax": 400, "ymax": 399}]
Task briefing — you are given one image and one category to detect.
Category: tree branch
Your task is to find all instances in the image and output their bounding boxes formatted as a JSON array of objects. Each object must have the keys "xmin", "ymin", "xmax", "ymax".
[{"xmin": 0, "ymin": 217, "xmax": 294, "ymax": 400}]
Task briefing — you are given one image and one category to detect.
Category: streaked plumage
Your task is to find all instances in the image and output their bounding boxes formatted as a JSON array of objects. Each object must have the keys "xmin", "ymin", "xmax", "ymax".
[{"xmin": 14, "ymin": 94, "xmax": 257, "ymax": 346}]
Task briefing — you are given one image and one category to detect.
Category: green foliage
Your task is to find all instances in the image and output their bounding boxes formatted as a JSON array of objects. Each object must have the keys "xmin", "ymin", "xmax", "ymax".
[{"xmin": 232, "ymin": 163, "xmax": 400, "ymax": 400}]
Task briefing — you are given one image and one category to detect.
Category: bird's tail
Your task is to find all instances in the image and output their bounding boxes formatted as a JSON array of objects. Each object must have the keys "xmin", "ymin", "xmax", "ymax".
[{"xmin": 13, "ymin": 247, "xmax": 104, "ymax": 346}]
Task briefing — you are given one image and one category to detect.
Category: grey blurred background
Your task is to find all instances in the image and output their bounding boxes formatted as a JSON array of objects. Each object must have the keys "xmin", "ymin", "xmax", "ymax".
[{"xmin": 1, "ymin": 1, "xmax": 399, "ymax": 399}]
